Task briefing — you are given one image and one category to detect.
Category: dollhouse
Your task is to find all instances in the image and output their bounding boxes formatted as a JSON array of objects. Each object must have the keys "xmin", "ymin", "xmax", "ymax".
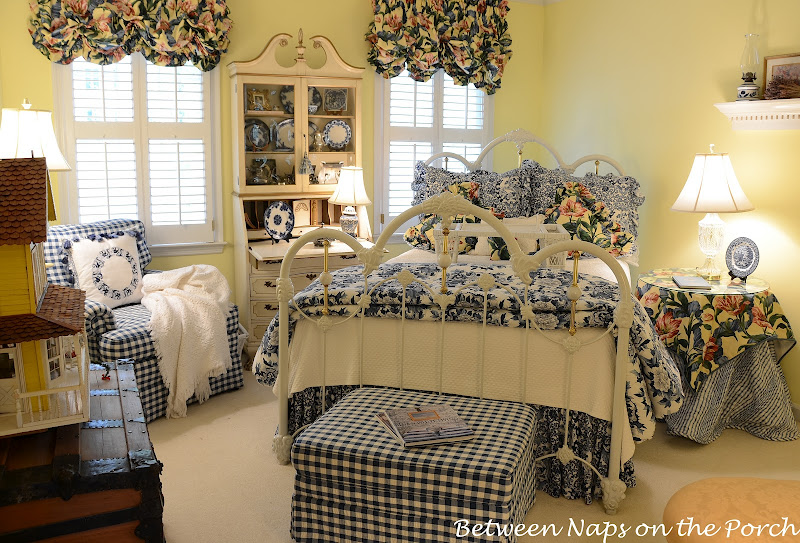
[{"xmin": 0, "ymin": 157, "xmax": 89, "ymax": 437}]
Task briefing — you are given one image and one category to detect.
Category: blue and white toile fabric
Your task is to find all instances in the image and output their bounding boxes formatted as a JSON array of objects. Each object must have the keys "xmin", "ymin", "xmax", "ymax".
[{"xmin": 253, "ymin": 263, "xmax": 683, "ymax": 444}]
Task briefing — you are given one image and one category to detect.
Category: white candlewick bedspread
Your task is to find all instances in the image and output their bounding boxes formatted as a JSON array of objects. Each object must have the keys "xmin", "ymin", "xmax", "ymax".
[{"xmin": 142, "ymin": 264, "xmax": 233, "ymax": 418}]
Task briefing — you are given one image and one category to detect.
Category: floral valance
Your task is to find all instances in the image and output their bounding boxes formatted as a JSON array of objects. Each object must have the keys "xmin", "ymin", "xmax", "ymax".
[
  {"xmin": 28, "ymin": 0, "xmax": 232, "ymax": 72},
  {"xmin": 365, "ymin": 0, "xmax": 513, "ymax": 94}
]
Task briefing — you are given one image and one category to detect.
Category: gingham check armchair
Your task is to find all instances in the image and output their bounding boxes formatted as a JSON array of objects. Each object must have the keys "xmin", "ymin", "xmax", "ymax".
[{"xmin": 44, "ymin": 219, "xmax": 244, "ymax": 421}]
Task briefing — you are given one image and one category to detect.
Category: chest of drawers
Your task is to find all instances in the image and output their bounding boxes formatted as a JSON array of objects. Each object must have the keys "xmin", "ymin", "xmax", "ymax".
[{"xmin": 244, "ymin": 239, "xmax": 367, "ymax": 365}]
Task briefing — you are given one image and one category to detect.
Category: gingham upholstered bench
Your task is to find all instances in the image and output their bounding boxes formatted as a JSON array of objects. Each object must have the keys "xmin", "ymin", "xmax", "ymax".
[{"xmin": 291, "ymin": 387, "xmax": 538, "ymax": 543}]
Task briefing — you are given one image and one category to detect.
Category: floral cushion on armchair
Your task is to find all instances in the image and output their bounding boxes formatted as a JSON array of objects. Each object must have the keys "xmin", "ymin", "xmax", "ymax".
[{"xmin": 544, "ymin": 182, "xmax": 635, "ymax": 258}]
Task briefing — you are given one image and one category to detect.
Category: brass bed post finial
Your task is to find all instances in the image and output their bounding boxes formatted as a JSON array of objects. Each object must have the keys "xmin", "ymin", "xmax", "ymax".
[
  {"xmin": 322, "ymin": 239, "xmax": 330, "ymax": 315},
  {"xmin": 595, "ymin": 160, "xmax": 600, "ymax": 175},
  {"xmin": 441, "ymin": 227, "xmax": 450, "ymax": 294},
  {"xmin": 518, "ymin": 149, "xmax": 523, "ymax": 168},
  {"xmin": 569, "ymin": 251, "xmax": 581, "ymax": 336}
]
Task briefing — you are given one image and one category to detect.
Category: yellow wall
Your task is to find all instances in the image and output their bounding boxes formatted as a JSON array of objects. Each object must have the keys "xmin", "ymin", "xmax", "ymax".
[
  {"xmin": 2, "ymin": 1, "xmax": 798, "ymax": 401},
  {"xmin": 541, "ymin": 0, "xmax": 800, "ymax": 402}
]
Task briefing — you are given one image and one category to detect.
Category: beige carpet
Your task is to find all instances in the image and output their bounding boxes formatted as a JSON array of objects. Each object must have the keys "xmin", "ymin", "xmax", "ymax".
[{"xmin": 148, "ymin": 372, "xmax": 800, "ymax": 543}]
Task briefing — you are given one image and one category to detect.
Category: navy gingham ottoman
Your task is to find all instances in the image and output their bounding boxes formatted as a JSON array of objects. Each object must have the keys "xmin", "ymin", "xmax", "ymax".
[{"xmin": 291, "ymin": 387, "xmax": 538, "ymax": 543}]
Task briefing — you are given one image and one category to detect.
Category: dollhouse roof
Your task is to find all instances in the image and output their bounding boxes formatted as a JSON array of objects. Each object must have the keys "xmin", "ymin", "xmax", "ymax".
[
  {"xmin": 0, "ymin": 157, "xmax": 48, "ymax": 246},
  {"xmin": 0, "ymin": 285, "xmax": 85, "ymax": 344}
]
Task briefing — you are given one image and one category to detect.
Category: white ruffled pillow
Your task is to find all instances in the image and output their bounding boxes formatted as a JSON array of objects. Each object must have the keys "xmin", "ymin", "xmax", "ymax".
[{"xmin": 66, "ymin": 232, "xmax": 144, "ymax": 308}]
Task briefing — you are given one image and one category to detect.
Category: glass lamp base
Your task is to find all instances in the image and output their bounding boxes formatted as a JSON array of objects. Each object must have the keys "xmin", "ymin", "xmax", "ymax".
[
  {"xmin": 697, "ymin": 212, "xmax": 725, "ymax": 280},
  {"xmin": 339, "ymin": 206, "xmax": 359, "ymax": 238},
  {"xmin": 696, "ymin": 257, "xmax": 721, "ymax": 281}
]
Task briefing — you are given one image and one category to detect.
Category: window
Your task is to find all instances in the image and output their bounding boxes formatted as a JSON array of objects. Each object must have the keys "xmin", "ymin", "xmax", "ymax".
[
  {"xmin": 375, "ymin": 71, "xmax": 492, "ymax": 234},
  {"xmin": 54, "ymin": 54, "xmax": 222, "ymax": 252}
]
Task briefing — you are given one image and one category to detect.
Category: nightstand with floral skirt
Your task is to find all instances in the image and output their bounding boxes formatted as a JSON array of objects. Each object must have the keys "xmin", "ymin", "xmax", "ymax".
[{"xmin": 636, "ymin": 268, "xmax": 797, "ymax": 444}]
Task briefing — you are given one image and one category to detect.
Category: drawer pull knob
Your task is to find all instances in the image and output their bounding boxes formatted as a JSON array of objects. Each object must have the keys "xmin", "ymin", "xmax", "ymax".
[
  {"xmin": 264, "ymin": 304, "xmax": 277, "ymax": 311},
  {"xmin": 264, "ymin": 280, "xmax": 275, "ymax": 288},
  {"xmin": 341, "ymin": 254, "xmax": 356, "ymax": 260},
  {"xmin": 306, "ymin": 273, "xmax": 318, "ymax": 280}
]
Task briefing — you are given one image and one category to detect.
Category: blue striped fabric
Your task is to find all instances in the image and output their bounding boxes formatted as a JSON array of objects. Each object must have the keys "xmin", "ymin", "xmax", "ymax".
[
  {"xmin": 291, "ymin": 387, "xmax": 538, "ymax": 543},
  {"xmin": 665, "ymin": 340, "xmax": 798, "ymax": 443}
]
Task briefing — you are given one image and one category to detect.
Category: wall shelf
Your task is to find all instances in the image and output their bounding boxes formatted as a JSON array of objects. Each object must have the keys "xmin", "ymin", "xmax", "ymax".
[{"xmin": 714, "ymin": 98, "xmax": 800, "ymax": 130}]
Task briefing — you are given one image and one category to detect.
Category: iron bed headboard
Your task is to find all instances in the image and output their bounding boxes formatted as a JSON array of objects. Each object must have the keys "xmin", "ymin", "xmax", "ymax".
[{"xmin": 423, "ymin": 128, "xmax": 627, "ymax": 176}]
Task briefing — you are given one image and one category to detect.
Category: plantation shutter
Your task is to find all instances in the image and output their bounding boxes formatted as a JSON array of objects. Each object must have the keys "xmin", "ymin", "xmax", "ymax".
[
  {"xmin": 381, "ymin": 71, "xmax": 490, "ymax": 232},
  {"xmin": 66, "ymin": 54, "xmax": 214, "ymax": 245}
]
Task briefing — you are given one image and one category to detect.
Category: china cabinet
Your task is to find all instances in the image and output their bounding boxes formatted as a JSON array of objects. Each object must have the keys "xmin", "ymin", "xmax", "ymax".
[{"xmin": 228, "ymin": 31, "xmax": 367, "ymax": 358}]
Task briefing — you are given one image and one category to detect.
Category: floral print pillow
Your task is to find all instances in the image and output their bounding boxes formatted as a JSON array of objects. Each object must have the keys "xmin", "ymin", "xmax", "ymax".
[
  {"xmin": 404, "ymin": 214, "xmax": 481, "ymax": 253},
  {"xmin": 531, "ymin": 167, "xmax": 644, "ymax": 264},
  {"xmin": 544, "ymin": 182, "xmax": 635, "ymax": 258},
  {"xmin": 404, "ymin": 181, "xmax": 481, "ymax": 252}
]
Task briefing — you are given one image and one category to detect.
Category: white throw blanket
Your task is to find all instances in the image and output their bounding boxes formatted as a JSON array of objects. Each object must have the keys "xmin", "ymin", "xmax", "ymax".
[{"xmin": 142, "ymin": 265, "xmax": 233, "ymax": 418}]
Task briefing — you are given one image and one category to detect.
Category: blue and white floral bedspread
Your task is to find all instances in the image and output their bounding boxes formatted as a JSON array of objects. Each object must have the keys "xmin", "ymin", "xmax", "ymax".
[{"xmin": 253, "ymin": 263, "xmax": 683, "ymax": 443}]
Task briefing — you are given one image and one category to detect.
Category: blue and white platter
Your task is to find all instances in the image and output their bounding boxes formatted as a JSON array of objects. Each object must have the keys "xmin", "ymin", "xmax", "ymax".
[
  {"xmin": 322, "ymin": 119, "xmax": 351, "ymax": 150},
  {"xmin": 273, "ymin": 120, "xmax": 319, "ymax": 151},
  {"xmin": 264, "ymin": 201, "xmax": 295, "ymax": 241},
  {"xmin": 279, "ymin": 85, "xmax": 322, "ymax": 114}
]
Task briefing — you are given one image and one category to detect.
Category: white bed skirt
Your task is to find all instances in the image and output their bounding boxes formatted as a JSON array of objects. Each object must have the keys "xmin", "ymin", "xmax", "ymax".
[{"xmin": 272, "ymin": 315, "xmax": 636, "ymax": 462}]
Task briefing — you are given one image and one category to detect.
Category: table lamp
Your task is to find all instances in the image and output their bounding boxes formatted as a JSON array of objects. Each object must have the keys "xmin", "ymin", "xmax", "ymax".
[
  {"xmin": 671, "ymin": 145, "xmax": 754, "ymax": 280},
  {"xmin": 1, "ymin": 99, "xmax": 71, "ymax": 220},
  {"xmin": 0, "ymin": 99, "xmax": 71, "ymax": 171},
  {"xmin": 328, "ymin": 166, "xmax": 370, "ymax": 237}
]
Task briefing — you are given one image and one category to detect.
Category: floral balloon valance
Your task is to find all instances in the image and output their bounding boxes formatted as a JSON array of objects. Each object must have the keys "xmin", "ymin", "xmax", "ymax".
[
  {"xmin": 365, "ymin": 0, "xmax": 513, "ymax": 94},
  {"xmin": 28, "ymin": 0, "xmax": 232, "ymax": 72}
]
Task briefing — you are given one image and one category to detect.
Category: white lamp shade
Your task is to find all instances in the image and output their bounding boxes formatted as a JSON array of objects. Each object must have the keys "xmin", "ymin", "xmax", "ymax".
[
  {"xmin": 0, "ymin": 107, "xmax": 71, "ymax": 171},
  {"xmin": 329, "ymin": 166, "xmax": 371, "ymax": 206},
  {"xmin": 671, "ymin": 153, "xmax": 753, "ymax": 213}
]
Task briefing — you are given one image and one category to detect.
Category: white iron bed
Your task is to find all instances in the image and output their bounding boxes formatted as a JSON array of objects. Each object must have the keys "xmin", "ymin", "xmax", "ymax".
[{"xmin": 252, "ymin": 132, "xmax": 683, "ymax": 514}]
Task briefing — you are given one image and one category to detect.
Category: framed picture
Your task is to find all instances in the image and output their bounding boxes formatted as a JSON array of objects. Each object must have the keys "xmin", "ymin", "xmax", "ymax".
[
  {"xmin": 763, "ymin": 53, "xmax": 800, "ymax": 87},
  {"xmin": 247, "ymin": 88, "xmax": 267, "ymax": 111}
]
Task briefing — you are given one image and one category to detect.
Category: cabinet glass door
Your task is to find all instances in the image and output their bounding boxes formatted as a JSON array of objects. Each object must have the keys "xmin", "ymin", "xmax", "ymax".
[{"xmin": 243, "ymin": 82, "xmax": 298, "ymax": 188}]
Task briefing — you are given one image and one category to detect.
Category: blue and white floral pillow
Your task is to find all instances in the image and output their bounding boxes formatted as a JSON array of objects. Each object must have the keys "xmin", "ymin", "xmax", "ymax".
[
  {"xmin": 65, "ymin": 231, "xmax": 144, "ymax": 308},
  {"xmin": 412, "ymin": 161, "xmax": 535, "ymax": 218}
]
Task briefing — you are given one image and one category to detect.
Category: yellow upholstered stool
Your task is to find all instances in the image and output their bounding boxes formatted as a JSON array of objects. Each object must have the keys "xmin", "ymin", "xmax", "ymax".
[{"xmin": 663, "ymin": 478, "xmax": 800, "ymax": 542}]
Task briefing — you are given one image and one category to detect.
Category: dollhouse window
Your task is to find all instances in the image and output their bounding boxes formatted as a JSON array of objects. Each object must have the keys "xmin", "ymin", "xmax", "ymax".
[
  {"xmin": 45, "ymin": 338, "xmax": 62, "ymax": 381},
  {"xmin": 0, "ymin": 346, "xmax": 17, "ymax": 380}
]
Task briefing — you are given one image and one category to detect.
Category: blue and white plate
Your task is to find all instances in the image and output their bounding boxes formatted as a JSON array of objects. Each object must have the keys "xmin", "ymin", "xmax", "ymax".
[
  {"xmin": 322, "ymin": 119, "xmax": 351, "ymax": 150},
  {"xmin": 324, "ymin": 88, "xmax": 348, "ymax": 113},
  {"xmin": 279, "ymin": 85, "xmax": 295, "ymax": 114},
  {"xmin": 725, "ymin": 237, "xmax": 759, "ymax": 279},
  {"xmin": 280, "ymin": 85, "xmax": 323, "ymax": 114},
  {"xmin": 308, "ymin": 86, "xmax": 322, "ymax": 114},
  {"xmin": 244, "ymin": 118, "xmax": 270, "ymax": 151},
  {"xmin": 273, "ymin": 120, "xmax": 318, "ymax": 151},
  {"xmin": 264, "ymin": 201, "xmax": 295, "ymax": 241}
]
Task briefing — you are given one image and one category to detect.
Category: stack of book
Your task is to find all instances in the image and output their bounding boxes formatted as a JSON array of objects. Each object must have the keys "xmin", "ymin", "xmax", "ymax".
[{"xmin": 377, "ymin": 404, "xmax": 474, "ymax": 447}]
